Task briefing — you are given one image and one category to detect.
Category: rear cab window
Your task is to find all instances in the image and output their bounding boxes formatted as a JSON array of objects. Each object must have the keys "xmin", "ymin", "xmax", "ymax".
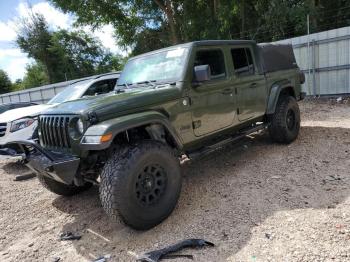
[
  {"xmin": 194, "ymin": 49, "xmax": 226, "ymax": 80},
  {"xmin": 231, "ymin": 47, "xmax": 255, "ymax": 76}
]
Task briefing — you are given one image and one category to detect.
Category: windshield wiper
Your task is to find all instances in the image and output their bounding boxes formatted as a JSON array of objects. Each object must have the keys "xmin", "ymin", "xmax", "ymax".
[
  {"xmin": 116, "ymin": 80, "xmax": 176, "ymax": 91},
  {"xmin": 116, "ymin": 82, "xmax": 130, "ymax": 89},
  {"xmin": 154, "ymin": 80, "xmax": 176, "ymax": 86},
  {"xmin": 115, "ymin": 82, "xmax": 131, "ymax": 93},
  {"xmin": 115, "ymin": 88, "xmax": 125, "ymax": 94},
  {"xmin": 134, "ymin": 80, "xmax": 157, "ymax": 87}
]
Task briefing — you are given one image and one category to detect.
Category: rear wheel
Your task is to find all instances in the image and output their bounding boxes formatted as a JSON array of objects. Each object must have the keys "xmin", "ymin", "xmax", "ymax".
[
  {"xmin": 268, "ymin": 95, "xmax": 300, "ymax": 143},
  {"xmin": 99, "ymin": 140, "xmax": 182, "ymax": 230},
  {"xmin": 37, "ymin": 173, "xmax": 91, "ymax": 196}
]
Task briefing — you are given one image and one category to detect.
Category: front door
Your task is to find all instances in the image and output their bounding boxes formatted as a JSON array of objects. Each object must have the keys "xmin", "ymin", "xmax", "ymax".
[
  {"xmin": 190, "ymin": 48, "xmax": 236, "ymax": 137},
  {"xmin": 230, "ymin": 47, "xmax": 266, "ymax": 121}
]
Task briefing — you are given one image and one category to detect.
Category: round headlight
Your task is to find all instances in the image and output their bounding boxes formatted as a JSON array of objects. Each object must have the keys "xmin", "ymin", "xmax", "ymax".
[
  {"xmin": 68, "ymin": 117, "xmax": 85, "ymax": 140},
  {"xmin": 77, "ymin": 119, "xmax": 84, "ymax": 134}
]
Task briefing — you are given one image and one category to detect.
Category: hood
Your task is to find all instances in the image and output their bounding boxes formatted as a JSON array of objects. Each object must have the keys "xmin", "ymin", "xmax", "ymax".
[
  {"xmin": 0, "ymin": 104, "xmax": 54, "ymax": 123},
  {"xmin": 42, "ymin": 84, "xmax": 182, "ymax": 121}
]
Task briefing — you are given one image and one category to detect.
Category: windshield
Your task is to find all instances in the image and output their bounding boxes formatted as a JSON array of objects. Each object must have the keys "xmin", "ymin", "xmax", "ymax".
[
  {"xmin": 48, "ymin": 80, "xmax": 90, "ymax": 104},
  {"xmin": 117, "ymin": 47, "xmax": 188, "ymax": 86}
]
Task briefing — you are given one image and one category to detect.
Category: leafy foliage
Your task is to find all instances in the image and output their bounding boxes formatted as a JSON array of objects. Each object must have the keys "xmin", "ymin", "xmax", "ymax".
[
  {"xmin": 11, "ymin": 79, "xmax": 24, "ymax": 91},
  {"xmin": 16, "ymin": 13, "xmax": 122, "ymax": 85},
  {"xmin": 16, "ymin": 14, "xmax": 56, "ymax": 82},
  {"xmin": 48, "ymin": 29, "xmax": 118, "ymax": 80},
  {"xmin": 0, "ymin": 70, "xmax": 12, "ymax": 94},
  {"xmin": 21, "ymin": 63, "xmax": 50, "ymax": 89},
  {"xmin": 51, "ymin": 0, "xmax": 350, "ymax": 55}
]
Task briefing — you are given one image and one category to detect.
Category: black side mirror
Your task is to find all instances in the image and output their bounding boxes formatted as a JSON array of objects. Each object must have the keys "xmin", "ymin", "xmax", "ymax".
[{"xmin": 194, "ymin": 65, "xmax": 211, "ymax": 82}]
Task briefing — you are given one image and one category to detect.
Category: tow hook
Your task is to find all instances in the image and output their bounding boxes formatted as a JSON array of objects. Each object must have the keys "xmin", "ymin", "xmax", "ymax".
[{"xmin": 45, "ymin": 166, "xmax": 54, "ymax": 172}]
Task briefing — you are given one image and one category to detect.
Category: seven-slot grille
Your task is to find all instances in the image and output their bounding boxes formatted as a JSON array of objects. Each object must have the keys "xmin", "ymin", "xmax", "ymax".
[
  {"xmin": 0, "ymin": 123, "xmax": 7, "ymax": 137},
  {"xmin": 39, "ymin": 115, "xmax": 72, "ymax": 149}
]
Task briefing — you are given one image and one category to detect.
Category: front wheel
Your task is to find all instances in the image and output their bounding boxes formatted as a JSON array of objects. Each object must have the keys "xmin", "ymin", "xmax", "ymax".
[
  {"xmin": 268, "ymin": 95, "xmax": 300, "ymax": 143},
  {"xmin": 99, "ymin": 140, "xmax": 182, "ymax": 230}
]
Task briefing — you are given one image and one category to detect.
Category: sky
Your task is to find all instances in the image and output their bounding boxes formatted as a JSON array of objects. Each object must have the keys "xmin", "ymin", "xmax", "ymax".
[{"xmin": 0, "ymin": 0, "xmax": 123, "ymax": 81}]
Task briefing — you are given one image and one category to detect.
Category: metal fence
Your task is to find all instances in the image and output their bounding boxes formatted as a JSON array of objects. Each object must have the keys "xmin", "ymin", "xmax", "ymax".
[
  {"xmin": 0, "ymin": 81, "xmax": 67, "ymax": 105},
  {"xmin": 1, "ymin": 26, "xmax": 349, "ymax": 104},
  {"xmin": 277, "ymin": 26, "xmax": 350, "ymax": 96},
  {"xmin": 0, "ymin": 75, "xmax": 97, "ymax": 104}
]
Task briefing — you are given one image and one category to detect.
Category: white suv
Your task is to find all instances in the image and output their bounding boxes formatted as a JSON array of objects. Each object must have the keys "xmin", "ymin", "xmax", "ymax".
[{"xmin": 0, "ymin": 72, "xmax": 119, "ymax": 155}]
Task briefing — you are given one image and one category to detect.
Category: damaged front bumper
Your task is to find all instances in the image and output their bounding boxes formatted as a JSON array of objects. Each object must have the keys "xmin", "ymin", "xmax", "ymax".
[{"xmin": 9, "ymin": 140, "xmax": 80, "ymax": 185}]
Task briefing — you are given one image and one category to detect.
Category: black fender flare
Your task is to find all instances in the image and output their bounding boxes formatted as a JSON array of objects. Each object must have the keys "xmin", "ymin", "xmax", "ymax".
[
  {"xmin": 266, "ymin": 80, "xmax": 295, "ymax": 115},
  {"xmin": 81, "ymin": 111, "xmax": 183, "ymax": 151}
]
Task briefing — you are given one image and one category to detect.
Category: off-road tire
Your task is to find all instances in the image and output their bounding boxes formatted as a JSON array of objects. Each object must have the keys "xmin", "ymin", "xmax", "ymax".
[
  {"xmin": 99, "ymin": 140, "xmax": 182, "ymax": 230},
  {"xmin": 37, "ymin": 173, "xmax": 91, "ymax": 196},
  {"xmin": 269, "ymin": 95, "xmax": 300, "ymax": 143}
]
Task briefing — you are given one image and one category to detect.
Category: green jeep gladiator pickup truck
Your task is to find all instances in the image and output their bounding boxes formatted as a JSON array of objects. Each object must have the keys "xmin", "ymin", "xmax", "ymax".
[{"xmin": 13, "ymin": 40, "xmax": 305, "ymax": 230}]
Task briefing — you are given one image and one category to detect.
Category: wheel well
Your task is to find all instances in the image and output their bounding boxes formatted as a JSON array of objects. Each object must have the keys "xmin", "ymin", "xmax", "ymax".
[
  {"xmin": 266, "ymin": 85, "xmax": 297, "ymax": 116},
  {"xmin": 111, "ymin": 124, "xmax": 178, "ymax": 149},
  {"xmin": 280, "ymin": 86, "xmax": 296, "ymax": 98}
]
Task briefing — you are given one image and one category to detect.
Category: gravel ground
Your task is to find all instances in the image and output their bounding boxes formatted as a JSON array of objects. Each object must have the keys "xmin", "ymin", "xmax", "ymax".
[{"xmin": 0, "ymin": 100, "xmax": 350, "ymax": 262}]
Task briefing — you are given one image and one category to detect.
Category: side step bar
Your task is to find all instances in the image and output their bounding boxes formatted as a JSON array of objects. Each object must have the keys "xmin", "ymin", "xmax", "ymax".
[{"xmin": 188, "ymin": 123, "xmax": 268, "ymax": 161}]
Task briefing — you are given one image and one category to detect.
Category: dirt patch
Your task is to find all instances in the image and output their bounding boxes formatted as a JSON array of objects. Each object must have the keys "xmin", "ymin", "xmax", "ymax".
[{"xmin": 0, "ymin": 100, "xmax": 350, "ymax": 262}]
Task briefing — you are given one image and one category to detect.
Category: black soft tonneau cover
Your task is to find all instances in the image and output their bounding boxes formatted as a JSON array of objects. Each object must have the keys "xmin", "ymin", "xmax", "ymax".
[{"xmin": 258, "ymin": 43, "xmax": 297, "ymax": 73}]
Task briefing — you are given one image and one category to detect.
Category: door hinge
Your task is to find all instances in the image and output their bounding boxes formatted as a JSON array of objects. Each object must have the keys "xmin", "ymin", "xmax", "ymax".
[
  {"xmin": 192, "ymin": 120, "xmax": 201, "ymax": 129},
  {"xmin": 182, "ymin": 97, "xmax": 191, "ymax": 106}
]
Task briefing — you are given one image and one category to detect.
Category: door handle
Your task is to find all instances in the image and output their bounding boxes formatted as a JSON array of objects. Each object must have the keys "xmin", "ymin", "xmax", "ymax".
[
  {"xmin": 250, "ymin": 83, "xmax": 257, "ymax": 88},
  {"xmin": 221, "ymin": 88, "xmax": 233, "ymax": 95}
]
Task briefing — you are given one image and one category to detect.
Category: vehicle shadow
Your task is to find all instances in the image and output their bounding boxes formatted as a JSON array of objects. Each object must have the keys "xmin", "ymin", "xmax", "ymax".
[
  {"xmin": 2, "ymin": 158, "xmax": 29, "ymax": 175},
  {"xmin": 52, "ymin": 125, "xmax": 350, "ymax": 261}
]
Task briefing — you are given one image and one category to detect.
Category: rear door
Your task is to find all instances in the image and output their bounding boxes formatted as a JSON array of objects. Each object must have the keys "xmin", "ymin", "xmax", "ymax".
[{"xmin": 230, "ymin": 47, "xmax": 266, "ymax": 121}]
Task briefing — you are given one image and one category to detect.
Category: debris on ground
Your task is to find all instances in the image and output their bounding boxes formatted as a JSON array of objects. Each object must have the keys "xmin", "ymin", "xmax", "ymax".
[
  {"xmin": 92, "ymin": 254, "xmax": 111, "ymax": 262},
  {"xmin": 59, "ymin": 231, "xmax": 82, "ymax": 241},
  {"xmin": 13, "ymin": 172, "xmax": 36, "ymax": 181},
  {"xmin": 136, "ymin": 239, "xmax": 214, "ymax": 262},
  {"xmin": 92, "ymin": 257, "xmax": 106, "ymax": 262},
  {"xmin": 264, "ymin": 233, "xmax": 271, "ymax": 239},
  {"xmin": 52, "ymin": 257, "xmax": 61, "ymax": 262}
]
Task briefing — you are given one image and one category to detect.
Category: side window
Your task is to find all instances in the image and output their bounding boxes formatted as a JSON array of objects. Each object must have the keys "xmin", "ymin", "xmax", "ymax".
[
  {"xmin": 83, "ymin": 79, "xmax": 117, "ymax": 96},
  {"xmin": 231, "ymin": 48, "xmax": 255, "ymax": 76},
  {"xmin": 194, "ymin": 49, "xmax": 226, "ymax": 80}
]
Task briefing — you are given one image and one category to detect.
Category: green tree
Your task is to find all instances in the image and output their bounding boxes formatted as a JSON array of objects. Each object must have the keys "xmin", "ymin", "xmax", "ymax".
[
  {"xmin": 16, "ymin": 13, "xmax": 58, "ymax": 83},
  {"xmin": 17, "ymin": 12, "xmax": 122, "ymax": 84},
  {"xmin": 49, "ymin": 0, "xmax": 307, "ymax": 53},
  {"xmin": 49, "ymin": 29, "xmax": 120, "ymax": 80},
  {"xmin": 0, "ymin": 70, "xmax": 13, "ymax": 94},
  {"xmin": 95, "ymin": 53, "xmax": 126, "ymax": 74},
  {"xmin": 50, "ymin": 0, "xmax": 230, "ymax": 49},
  {"xmin": 51, "ymin": 0, "xmax": 174, "ymax": 50},
  {"xmin": 11, "ymin": 79, "xmax": 24, "ymax": 91},
  {"xmin": 21, "ymin": 63, "xmax": 49, "ymax": 89},
  {"xmin": 313, "ymin": 0, "xmax": 350, "ymax": 32},
  {"xmin": 51, "ymin": 0, "xmax": 350, "ymax": 55}
]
